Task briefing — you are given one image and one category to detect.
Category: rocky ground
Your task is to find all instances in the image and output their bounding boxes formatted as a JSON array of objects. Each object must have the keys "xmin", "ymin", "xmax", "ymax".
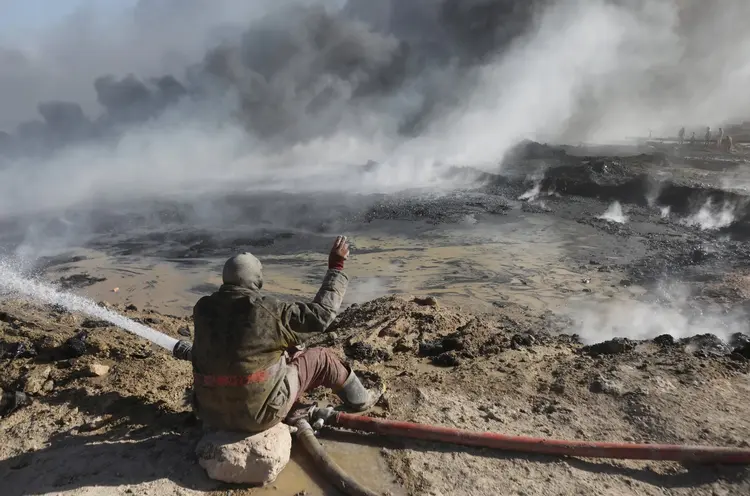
[
  {"xmin": 318, "ymin": 294, "xmax": 750, "ymax": 496},
  {"xmin": 2, "ymin": 289, "xmax": 750, "ymax": 495},
  {"xmin": 3, "ymin": 141, "xmax": 750, "ymax": 495}
]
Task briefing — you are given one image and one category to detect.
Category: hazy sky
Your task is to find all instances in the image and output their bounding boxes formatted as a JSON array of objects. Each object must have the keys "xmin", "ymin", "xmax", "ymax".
[
  {"xmin": 0, "ymin": 0, "xmax": 136, "ymax": 40},
  {"xmin": 2, "ymin": 1, "xmax": 750, "ymax": 151},
  {"xmin": 1, "ymin": 0, "xmax": 85, "ymax": 33},
  {"xmin": 0, "ymin": 0, "xmax": 260, "ymax": 129}
]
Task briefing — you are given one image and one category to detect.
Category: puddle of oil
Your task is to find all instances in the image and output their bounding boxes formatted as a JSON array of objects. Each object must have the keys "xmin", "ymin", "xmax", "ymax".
[
  {"xmin": 42, "ymin": 211, "xmax": 640, "ymax": 318},
  {"xmin": 40, "ymin": 249, "xmax": 222, "ymax": 315},
  {"xmin": 244, "ymin": 434, "xmax": 404, "ymax": 496}
]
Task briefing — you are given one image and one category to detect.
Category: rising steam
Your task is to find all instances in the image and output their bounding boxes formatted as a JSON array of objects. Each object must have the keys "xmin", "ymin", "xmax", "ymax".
[
  {"xmin": 598, "ymin": 201, "xmax": 628, "ymax": 224},
  {"xmin": 518, "ymin": 181, "xmax": 542, "ymax": 202},
  {"xmin": 568, "ymin": 284, "xmax": 748, "ymax": 344},
  {"xmin": 683, "ymin": 200, "xmax": 736, "ymax": 230}
]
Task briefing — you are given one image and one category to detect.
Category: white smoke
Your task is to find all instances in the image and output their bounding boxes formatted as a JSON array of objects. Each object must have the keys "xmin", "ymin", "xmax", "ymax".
[
  {"xmin": 598, "ymin": 201, "xmax": 628, "ymax": 224},
  {"xmin": 519, "ymin": 181, "xmax": 542, "ymax": 202},
  {"xmin": 345, "ymin": 276, "xmax": 393, "ymax": 305},
  {"xmin": 683, "ymin": 200, "xmax": 736, "ymax": 230},
  {"xmin": 568, "ymin": 284, "xmax": 748, "ymax": 344}
]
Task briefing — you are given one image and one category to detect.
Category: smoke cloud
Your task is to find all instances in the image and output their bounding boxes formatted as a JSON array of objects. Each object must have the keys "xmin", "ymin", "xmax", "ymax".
[
  {"xmin": 568, "ymin": 283, "xmax": 749, "ymax": 344},
  {"xmin": 1, "ymin": 0, "xmax": 749, "ymax": 221}
]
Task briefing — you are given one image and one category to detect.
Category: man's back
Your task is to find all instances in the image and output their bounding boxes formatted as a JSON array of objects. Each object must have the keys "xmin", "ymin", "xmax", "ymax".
[
  {"xmin": 193, "ymin": 286, "xmax": 289, "ymax": 375},
  {"xmin": 191, "ymin": 253, "xmax": 348, "ymax": 432},
  {"xmin": 192, "ymin": 285, "xmax": 294, "ymax": 431}
]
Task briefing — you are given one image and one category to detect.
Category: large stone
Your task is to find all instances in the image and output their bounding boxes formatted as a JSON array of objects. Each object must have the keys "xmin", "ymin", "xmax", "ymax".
[
  {"xmin": 196, "ymin": 423, "xmax": 292, "ymax": 485},
  {"xmin": 86, "ymin": 363, "xmax": 111, "ymax": 377}
]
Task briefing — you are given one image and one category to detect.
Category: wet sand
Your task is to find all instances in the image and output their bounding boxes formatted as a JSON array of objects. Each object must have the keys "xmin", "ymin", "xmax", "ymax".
[{"xmin": 39, "ymin": 208, "xmax": 644, "ymax": 318}]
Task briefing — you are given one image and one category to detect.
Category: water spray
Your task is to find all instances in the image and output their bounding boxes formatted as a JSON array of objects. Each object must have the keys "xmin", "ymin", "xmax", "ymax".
[{"xmin": 0, "ymin": 259, "xmax": 192, "ymax": 361}]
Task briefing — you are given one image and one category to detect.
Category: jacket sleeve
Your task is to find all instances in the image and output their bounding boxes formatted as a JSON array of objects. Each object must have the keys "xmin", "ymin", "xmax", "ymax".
[{"xmin": 280, "ymin": 269, "xmax": 349, "ymax": 344}]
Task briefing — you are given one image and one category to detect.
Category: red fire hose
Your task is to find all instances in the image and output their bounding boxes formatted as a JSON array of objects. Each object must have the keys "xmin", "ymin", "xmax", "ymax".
[{"xmin": 327, "ymin": 411, "xmax": 750, "ymax": 464}]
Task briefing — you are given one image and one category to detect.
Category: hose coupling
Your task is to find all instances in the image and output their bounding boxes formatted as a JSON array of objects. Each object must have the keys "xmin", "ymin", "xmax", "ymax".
[
  {"xmin": 308, "ymin": 405, "xmax": 337, "ymax": 429},
  {"xmin": 172, "ymin": 340, "xmax": 193, "ymax": 361},
  {"xmin": 294, "ymin": 418, "xmax": 313, "ymax": 436}
]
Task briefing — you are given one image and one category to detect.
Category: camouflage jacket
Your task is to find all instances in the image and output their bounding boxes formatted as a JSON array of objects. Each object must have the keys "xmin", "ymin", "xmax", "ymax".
[{"xmin": 191, "ymin": 269, "xmax": 348, "ymax": 432}]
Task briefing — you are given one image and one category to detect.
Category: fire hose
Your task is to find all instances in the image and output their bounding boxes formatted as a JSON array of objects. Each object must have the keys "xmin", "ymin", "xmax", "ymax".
[
  {"xmin": 297, "ymin": 406, "xmax": 750, "ymax": 496},
  {"xmin": 172, "ymin": 343, "xmax": 750, "ymax": 491}
]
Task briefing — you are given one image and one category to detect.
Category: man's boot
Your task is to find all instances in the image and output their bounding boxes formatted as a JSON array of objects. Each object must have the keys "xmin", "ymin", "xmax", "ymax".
[{"xmin": 336, "ymin": 371, "xmax": 384, "ymax": 412}]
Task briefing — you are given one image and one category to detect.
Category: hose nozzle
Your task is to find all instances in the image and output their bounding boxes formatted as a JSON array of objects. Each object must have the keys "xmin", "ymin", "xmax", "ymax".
[{"xmin": 172, "ymin": 340, "xmax": 193, "ymax": 361}]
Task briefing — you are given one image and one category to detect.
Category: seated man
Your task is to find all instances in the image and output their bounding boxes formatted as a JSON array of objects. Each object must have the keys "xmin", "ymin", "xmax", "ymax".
[{"xmin": 191, "ymin": 236, "xmax": 382, "ymax": 432}]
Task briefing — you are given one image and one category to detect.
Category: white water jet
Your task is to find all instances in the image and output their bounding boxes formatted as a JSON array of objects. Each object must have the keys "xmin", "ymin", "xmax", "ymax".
[
  {"xmin": 598, "ymin": 201, "xmax": 628, "ymax": 224},
  {"xmin": 0, "ymin": 259, "xmax": 178, "ymax": 351}
]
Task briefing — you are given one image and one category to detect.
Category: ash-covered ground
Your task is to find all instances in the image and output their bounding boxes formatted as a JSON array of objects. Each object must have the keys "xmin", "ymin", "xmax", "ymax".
[
  {"xmin": 3, "ymin": 141, "xmax": 750, "ymax": 495},
  {"xmin": 5, "ymin": 139, "xmax": 750, "ymax": 321}
]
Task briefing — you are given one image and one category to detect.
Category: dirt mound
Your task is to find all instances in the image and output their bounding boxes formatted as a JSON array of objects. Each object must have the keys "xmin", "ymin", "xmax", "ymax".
[
  {"xmin": 320, "ymin": 295, "xmax": 566, "ymax": 368},
  {"xmin": 2, "ymin": 295, "xmax": 750, "ymax": 495},
  {"xmin": 0, "ymin": 300, "xmax": 201, "ymax": 496},
  {"xmin": 317, "ymin": 296, "xmax": 750, "ymax": 495},
  {"xmin": 540, "ymin": 157, "xmax": 750, "ymax": 222},
  {"xmin": 57, "ymin": 273, "xmax": 107, "ymax": 290},
  {"xmin": 496, "ymin": 142, "xmax": 750, "ymax": 227}
]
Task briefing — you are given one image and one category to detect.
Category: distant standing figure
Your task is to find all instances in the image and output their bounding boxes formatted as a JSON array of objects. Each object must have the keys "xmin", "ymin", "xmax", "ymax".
[
  {"xmin": 678, "ymin": 127, "xmax": 685, "ymax": 145},
  {"xmin": 717, "ymin": 128, "xmax": 724, "ymax": 147},
  {"xmin": 723, "ymin": 135, "xmax": 734, "ymax": 153},
  {"xmin": 690, "ymin": 132, "xmax": 696, "ymax": 145},
  {"xmin": 704, "ymin": 127, "xmax": 711, "ymax": 146}
]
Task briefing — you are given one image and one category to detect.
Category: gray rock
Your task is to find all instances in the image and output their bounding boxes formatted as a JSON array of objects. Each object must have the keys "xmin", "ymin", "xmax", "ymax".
[{"xmin": 196, "ymin": 423, "xmax": 291, "ymax": 485}]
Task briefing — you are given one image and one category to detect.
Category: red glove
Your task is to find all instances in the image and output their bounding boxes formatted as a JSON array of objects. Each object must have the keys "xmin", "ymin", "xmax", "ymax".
[{"xmin": 328, "ymin": 236, "xmax": 349, "ymax": 270}]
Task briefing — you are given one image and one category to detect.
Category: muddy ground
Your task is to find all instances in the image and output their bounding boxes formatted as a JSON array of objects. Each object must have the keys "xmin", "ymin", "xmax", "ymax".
[
  {"xmin": 2, "ymin": 141, "xmax": 750, "ymax": 495},
  {"xmin": 2, "ymin": 293, "xmax": 750, "ymax": 496}
]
